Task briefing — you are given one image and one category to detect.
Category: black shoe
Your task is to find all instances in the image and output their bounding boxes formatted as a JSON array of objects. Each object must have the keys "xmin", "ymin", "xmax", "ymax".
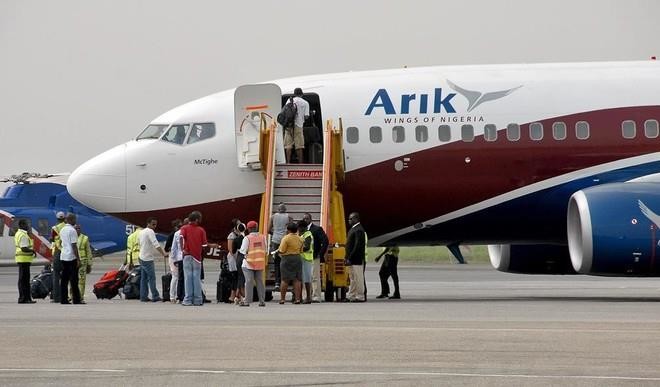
[
  {"xmin": 389, "ymin": 294, "xmax": 401, "ymax": 299},
  {"xmin": 376, "ymin": 294, "xmax": 388, "ymax": 299}
]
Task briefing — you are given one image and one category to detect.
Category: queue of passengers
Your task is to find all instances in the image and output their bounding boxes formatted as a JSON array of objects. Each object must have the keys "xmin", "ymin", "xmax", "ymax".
[{"xmin": 16, "ymin": 206, "xmax": 384, "ymax": 305}]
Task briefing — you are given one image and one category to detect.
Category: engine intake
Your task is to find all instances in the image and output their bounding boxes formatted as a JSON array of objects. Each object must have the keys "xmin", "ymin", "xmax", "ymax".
[
  {"xmin": 488, "ymin": 244, "xmax": 576, "ymax": 274},
  {"xmin": 567, "ymin": 183, "xmax": 660, "ymax": 276}
]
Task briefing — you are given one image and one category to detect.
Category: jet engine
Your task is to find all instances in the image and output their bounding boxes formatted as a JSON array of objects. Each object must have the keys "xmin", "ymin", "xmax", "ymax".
[
  {"xmin": 488, "ymin": 244, "xmax": 575, "ymax": 274},
  {"xmin": 567, "ymin": 182, "xmax": 660, "ymax": 276}
]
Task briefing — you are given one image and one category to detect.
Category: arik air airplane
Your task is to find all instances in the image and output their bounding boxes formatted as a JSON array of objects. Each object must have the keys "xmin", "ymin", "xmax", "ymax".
[{"xmin": 68, "ymin": 60, "xmax": 660, "ymax": 277}]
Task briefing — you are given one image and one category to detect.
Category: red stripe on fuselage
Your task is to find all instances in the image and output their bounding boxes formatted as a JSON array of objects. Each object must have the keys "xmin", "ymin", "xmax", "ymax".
[{"xmin": 342, "ymin": 106, "xmax": 660, "ymax": 239}]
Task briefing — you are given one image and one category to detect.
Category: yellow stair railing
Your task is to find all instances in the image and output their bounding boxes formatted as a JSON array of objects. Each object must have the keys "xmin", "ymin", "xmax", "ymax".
[
  {"xmin": 258, "ymin": 113, "xmax": 277, "ymax": 234},
  {"xmin": 320, "ymin": 118, "xmax": 349, "ymax": 295}
]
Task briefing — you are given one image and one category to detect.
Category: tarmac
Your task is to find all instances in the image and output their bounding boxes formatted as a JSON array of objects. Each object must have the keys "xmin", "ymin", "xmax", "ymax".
[{"xmin": 1, "ymin": 256, "xmax": 660, "ymax": 386}]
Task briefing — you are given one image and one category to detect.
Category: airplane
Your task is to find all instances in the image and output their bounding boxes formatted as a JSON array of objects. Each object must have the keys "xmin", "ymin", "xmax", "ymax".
[
  {"xmin": 0, "ymin": 173, "xmax": 143, "ymax": 266},
  {"xmin": 67, "ymin": 59, "xmax": 660, "ymax": 278}
]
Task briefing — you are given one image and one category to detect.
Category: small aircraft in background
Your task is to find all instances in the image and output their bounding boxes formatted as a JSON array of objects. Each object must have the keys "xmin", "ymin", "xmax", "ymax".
[{"xmin": 0, "ymin": 173, "xmax": 141, "ymax": 266}]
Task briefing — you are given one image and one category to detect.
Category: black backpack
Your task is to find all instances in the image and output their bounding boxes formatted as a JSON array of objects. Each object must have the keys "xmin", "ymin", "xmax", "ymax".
[{"xmin": 277, "ymin": 97, "xmax": 297, "ymax": 128}]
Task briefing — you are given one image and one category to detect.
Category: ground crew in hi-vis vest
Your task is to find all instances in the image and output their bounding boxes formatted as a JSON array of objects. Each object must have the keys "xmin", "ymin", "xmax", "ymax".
[
  {"xmin": 125, "ymin": 227, "xmax": 142, "ymax": 269},
  {"xmin": 299, "ymin": 220, "xmax": 314, "ymax": 304},
  {"xmin": 75, "ymin": 225, "xmax": 93, "ymax": 302},
  {"xmin": 239, "ymin": 220, "xmax": 266, "ymax": 306},
  {"xmin": 50, "ymin": 211, "xmax": 66, "ymax": 303},
  {"xmin": 15, "ymin": 219, "xmax": 36, "ymax": 303}
]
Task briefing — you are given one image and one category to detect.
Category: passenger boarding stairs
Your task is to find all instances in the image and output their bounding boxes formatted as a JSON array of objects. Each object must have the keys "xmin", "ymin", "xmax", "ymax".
[
  {"xmin": 273, "ymin": 164, "xmax": 323, "ymax": 224},
  {"xmin": 257, "ymin": 115, "xmax": 349, "ymax": 301}
]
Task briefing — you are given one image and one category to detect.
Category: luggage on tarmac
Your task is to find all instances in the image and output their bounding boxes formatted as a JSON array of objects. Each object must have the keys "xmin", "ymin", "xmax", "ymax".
[
  {"xmin": 93, "ymin": 264, "xmax": 129, "ymax": 299},
  {"xmin": 30, "ymin": 266, "xmax": 52, "ymax": 299},
  {"xmin": 162, "ymin": 273, "xmax": 172, "ymax": 302},
  {"xmin": 122, "ymin": 267, "xmax": 141, "ymax": 299},
  {"xmin": 216, "ymin": 278, "xmax": 231, "ymax": 303},
  {"xmin": 216, "ymin": 258, "xmax": 232, "ymax": 303}
]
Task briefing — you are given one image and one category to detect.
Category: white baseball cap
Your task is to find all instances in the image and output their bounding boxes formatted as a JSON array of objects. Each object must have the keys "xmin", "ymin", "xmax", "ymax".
[{"xmin": 56, "ymin": 211, "xmax": 65, "ymax": 219}]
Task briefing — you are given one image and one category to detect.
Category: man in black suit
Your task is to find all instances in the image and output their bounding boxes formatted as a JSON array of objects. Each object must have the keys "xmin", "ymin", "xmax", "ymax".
[
  {"xmin": 303, "ymin": 213, "xmax": 329, "ymax": 303},
  {"xmin": 345, "ymin": 212, "xmax": 366, "ymax": 302}
]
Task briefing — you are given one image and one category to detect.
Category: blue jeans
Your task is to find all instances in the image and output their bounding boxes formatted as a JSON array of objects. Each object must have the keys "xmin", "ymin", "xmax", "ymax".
[
  {"xmin": 183, "ymin": 256, "xmax": 202, "ymax": 305},
  {"xmin": 139, "ymin": 259, "xmax": 160, "ymax": 301}
]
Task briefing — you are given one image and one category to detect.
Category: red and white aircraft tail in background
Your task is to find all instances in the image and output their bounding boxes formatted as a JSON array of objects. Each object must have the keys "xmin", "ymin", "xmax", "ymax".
[{"xmin": 68, "ymin": 60, "xmax": 660, "ymax": 276}]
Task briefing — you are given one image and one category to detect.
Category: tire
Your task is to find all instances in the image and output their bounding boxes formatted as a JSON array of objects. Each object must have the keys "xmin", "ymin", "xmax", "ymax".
[{"xmin": 265, "ymin": 290, "xmax": 273, "ymax": 302}]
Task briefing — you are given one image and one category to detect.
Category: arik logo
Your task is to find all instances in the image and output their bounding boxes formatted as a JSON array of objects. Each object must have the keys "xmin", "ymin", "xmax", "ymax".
[{"xmin": 365, "ymin": 79, "xmax": 522, "ymax": 115}]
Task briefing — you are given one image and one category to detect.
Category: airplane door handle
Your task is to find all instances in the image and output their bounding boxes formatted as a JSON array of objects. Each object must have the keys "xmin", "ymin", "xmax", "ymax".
[{"xmin": 136, "ymin": 162, "xmax": 147, "ymax": 167}]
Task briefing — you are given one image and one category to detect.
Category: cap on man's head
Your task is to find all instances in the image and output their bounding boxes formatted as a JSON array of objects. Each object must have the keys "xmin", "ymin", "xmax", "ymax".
[
  {"xmin": 247, "ymin": 220, "xmax": 258, "ymax": 229},
  {"xmin": 56, "ymin": 211, "xmax": 65, "ymax": 219}
]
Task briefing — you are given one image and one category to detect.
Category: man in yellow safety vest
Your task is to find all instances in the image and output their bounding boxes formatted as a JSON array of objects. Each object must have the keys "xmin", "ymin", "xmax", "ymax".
[{"xmin": 15, "ymin": 219, "xmax": 37, "ymax": 304}]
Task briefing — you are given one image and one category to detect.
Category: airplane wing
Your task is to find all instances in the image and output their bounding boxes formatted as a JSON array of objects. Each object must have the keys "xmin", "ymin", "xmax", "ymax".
[{"xmin": 90, "ymin": 240, "xmax": 119, "ymax": 256}]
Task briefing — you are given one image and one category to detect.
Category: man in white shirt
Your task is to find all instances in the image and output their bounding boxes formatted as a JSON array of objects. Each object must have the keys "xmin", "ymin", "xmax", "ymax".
[
  {"xmin": 138, "ymin": 217, "xmax": 167, "ymax": 302},
  {"xmin": 284, "ymin": 87, "xmax": 310, "ymax": 164},
  {"xmin": 59, "ymin": 213, "xmax": 83, "ymax": 304},
  {"xmin": 169, "ymin": 218, "xmax": 188, "ymax": 303}
]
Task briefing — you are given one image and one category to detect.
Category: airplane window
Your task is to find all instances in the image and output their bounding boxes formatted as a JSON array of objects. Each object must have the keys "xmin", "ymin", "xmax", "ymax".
[
  {"xmin": 415, "ymin": 126, "xmax": 428, "ymax": 143},
  {"xmin": 187, "ymin": 123, "xmax": 216, "ymax": 144},
  {"xmin": 162, "ymin": 124, "xmax": 190, "ymax": 145},
  {"xmin": 575, "ymin": 121, "xmax": 590, "ymax": 140},
  {"xmin": 9, "ymin": 218, "xmax": 30, "ymax": 237},
  {"xmin": 136, "ymin": 124, "xmax": 168, "ymax": 140},
  {"xmin": 369, "ymin": 126, "xmax": 382, "ymax": 143},
  {"xmin": 346, "ymin": 127, "xmax": 359, "ymax": 144},
  {"xmin": 484, "ymin": 124, "xmax": 497, "ymax": 142},
  {"xmin": 621, "ymin": 120, "xmax": 636, "ymax": 139},
  {"xmin": 392, "ymin": 126, "xmax": 405, "ymax": 143},
  {"xmin": 37, "ymin": 219, "xmax": 49, "ymax": 236},
  {"xmin": 553, "ymin": 122, "xmax": 567, "ymax": 140},
  {"xmin": 529, "ymin": 122, "xmax": 543, "ymax": 141},
  {"xmin": 461, "ymin": 125, "xmax": 474, "ymax": 142},
  {"xmin": 438, "ymin": 125, "xmax": 451, "ymax": 142},
  {"xmin": 506, "ymin": 123, "xmax": 520, "ymax": 141},
  {"xmin": 644, "ymin": 120, "xmax": 659, "ymax": 139}
]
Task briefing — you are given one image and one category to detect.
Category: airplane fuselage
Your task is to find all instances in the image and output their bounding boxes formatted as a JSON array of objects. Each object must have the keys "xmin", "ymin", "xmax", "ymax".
[{"xmin": 68, "ymin": 61, "xmax": 660, "ymax": 250}]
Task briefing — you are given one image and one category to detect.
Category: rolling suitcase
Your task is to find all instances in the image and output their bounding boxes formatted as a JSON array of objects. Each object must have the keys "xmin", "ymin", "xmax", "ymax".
[
  {"xmin": 162, "ymin": 273, "xmax": 172, "ymax": 302},
  {"xmin": 30, "ymin": 266, "xmax": 52, "ymax": 299},
  {"xmin": 93, "ymin": 264, "xmax": 129, "ymax": 299},
  {"xmin": 122, "ymin": 267, "xmax": 140, "ymax": 299}
]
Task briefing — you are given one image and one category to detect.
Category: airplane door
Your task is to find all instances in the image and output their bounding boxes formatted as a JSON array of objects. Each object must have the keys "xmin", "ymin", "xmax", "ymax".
[{"xmin": 234, "ymin": 84, "xmax": 285, "ymax": 168}]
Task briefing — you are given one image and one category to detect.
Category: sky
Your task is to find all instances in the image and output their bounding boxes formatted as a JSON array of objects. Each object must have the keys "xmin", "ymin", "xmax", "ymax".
[{"xmin": 1, "ymin": 0, "xmax": 659, "ymax": 184}]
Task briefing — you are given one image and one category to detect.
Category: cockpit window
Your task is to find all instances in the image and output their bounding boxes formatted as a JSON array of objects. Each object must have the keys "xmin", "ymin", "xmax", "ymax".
[
  {"xmin": 136, "ymin": 124, "xmax": 168, "ymax": 140},
  {"xmin": 187, "ymin": 123, "xmax": 216, "ymax": 144},
  {"xmin": 161, "ymin": 124, "xmax": 190, "ymax": 145}
]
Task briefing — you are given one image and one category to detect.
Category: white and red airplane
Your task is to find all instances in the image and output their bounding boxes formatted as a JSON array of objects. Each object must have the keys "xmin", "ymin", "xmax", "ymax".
[{"xmin": 68, "ymin": 60, "xmax": 660, "ymax": 276}]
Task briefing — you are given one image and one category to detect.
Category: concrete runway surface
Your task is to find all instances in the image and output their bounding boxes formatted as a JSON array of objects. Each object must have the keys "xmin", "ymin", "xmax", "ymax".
[{"xmin": 1, "ymin": 258, "xmax": 660, "ymax": 386}]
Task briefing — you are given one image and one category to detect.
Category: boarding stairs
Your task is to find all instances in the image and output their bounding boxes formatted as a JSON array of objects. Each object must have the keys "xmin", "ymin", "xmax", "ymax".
[
  {"xmin": 257, "ymin": 115, "xmax": 349, "ymax": 301},
  {"xmin": 273, "ymin": 164, "xmax": 322, "ymax": 223}
]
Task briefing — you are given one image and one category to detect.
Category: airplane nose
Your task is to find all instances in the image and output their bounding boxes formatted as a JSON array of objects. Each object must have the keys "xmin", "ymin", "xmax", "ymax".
[{"xmin": 68, "ymin": 144, "xmax": 126, "ymax": 213}]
